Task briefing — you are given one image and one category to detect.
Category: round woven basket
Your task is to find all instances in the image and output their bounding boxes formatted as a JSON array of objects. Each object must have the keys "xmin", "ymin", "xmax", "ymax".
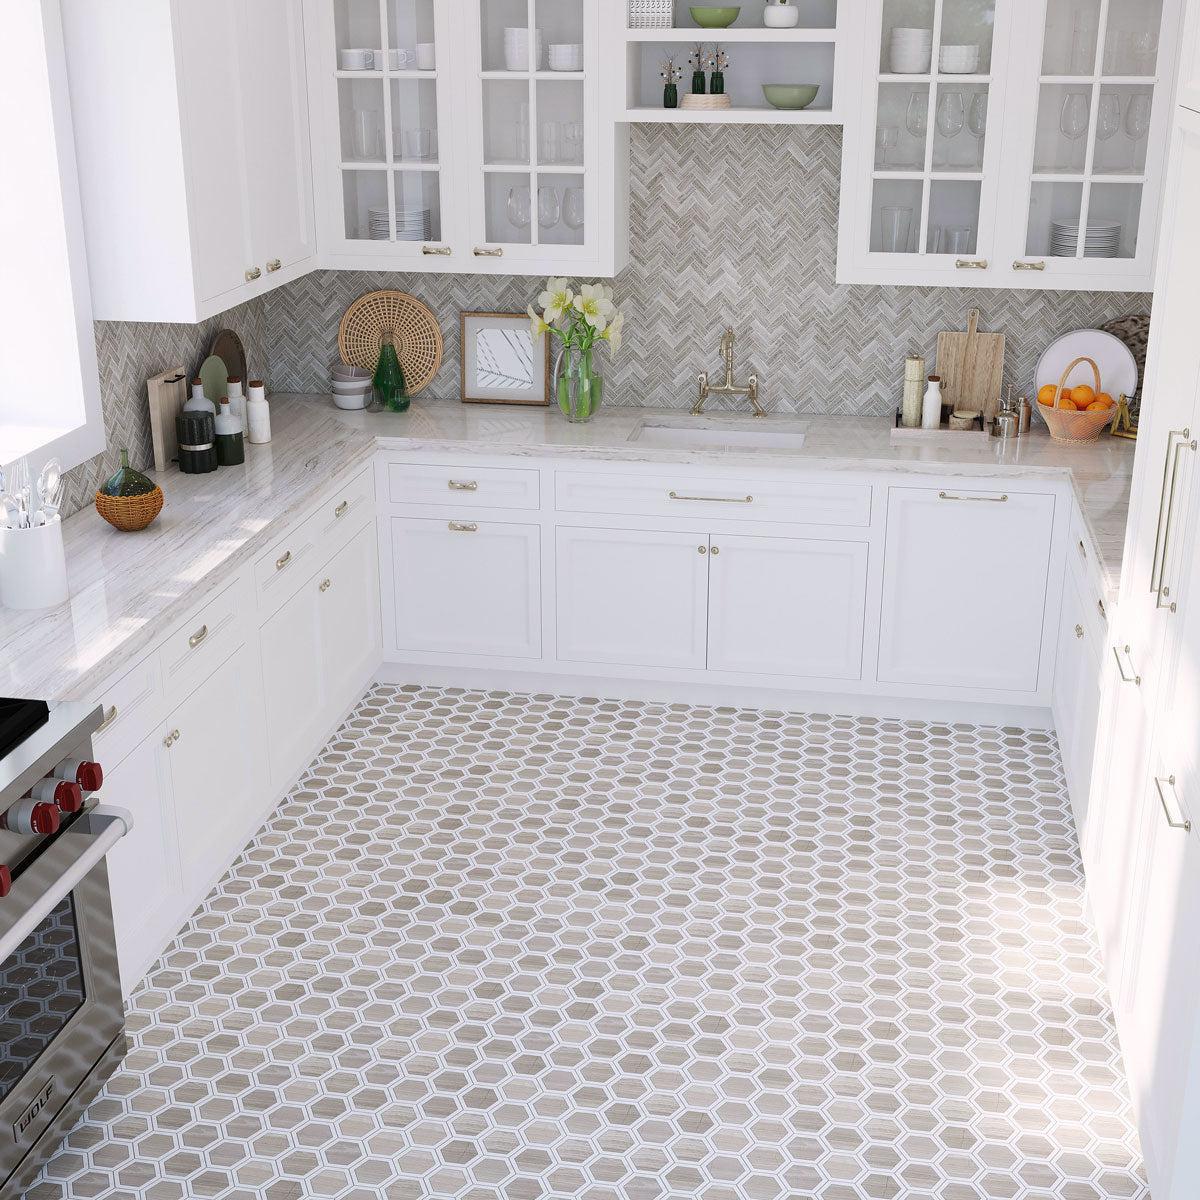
[
  {"xmin": 95, "ymin": 486, "xmax": 164, "ymax": 532},
  {"xmin": 338, "ymin": 290, "xmax": 443, "ymax": 395},
  {"xmin": 1035, "ymin": 355, "xmax": 1114, "ymax": 445}
]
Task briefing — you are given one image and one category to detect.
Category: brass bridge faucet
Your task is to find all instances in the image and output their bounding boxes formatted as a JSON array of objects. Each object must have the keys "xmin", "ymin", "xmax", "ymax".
[{"xmin": 694, "ymin": 327, "xmax": 763, "ymax": 416}]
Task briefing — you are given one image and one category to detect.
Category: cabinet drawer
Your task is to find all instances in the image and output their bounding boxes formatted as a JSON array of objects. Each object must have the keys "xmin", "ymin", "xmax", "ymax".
[
  {"xmin": 254, "ymin": 512, "xmax": 323, "ymax": 618},
  {"xmin": 312, "ymin": 464, "xmax": 374, "ymax": 551},
  {"xmin": 386, "ymin": 462, "xmax": 541, "ymax": 510},
  {"xmin": 1068, "ymin": 504, "xmax": 1114, "ymax": 630},
  {"xmin": 555, "ymin": 471, "xmax": 872, "ymax": 527},
  {"xmin": 87, "ymin": 655, "xmax": 164, "ymax": 770},
  {"xmin": 159, "ymin": 577, "xmax": 246, "ymax": 711}
]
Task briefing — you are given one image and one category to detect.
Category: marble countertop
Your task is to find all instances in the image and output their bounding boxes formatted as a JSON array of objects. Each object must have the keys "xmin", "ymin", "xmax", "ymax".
[{"xmin": 1, "ymin": 393, "xmax": 1135, "ymax": 701}]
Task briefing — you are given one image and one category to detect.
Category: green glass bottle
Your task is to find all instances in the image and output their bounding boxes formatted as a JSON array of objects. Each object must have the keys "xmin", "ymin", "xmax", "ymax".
[
  {"xmin": 373, "ymin": 330, "xmax": 409, "ymax": 413},
  {"xmin": 100, "ymin": 448, "xmax": 156, "ymax": 497}
]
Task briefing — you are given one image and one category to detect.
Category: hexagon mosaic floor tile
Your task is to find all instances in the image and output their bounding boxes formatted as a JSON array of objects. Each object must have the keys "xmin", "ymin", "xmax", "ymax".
[{"xmin": 27, "ymin": 686, "xmax": 1147, "ymax": 1200}]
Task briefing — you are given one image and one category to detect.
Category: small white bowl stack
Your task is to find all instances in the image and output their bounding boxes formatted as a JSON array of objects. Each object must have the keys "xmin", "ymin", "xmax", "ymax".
[
  {"xmin": 504, "ymin": 27, "xmax": 543, "ymax": 71},
  {"xmin": 939, "ymin": 43, "xmax": 981, "ymax": 73},
  {"xmin": 548, "ymin": 43, "xmax": 583, "ymax": 71},
  {"xmin": 889, "ymin": 27, "xmax": 933, "ymax": 73},
  {"xmin": 331, "ymin": 362, "xmax": 374, "ymax": 410}
]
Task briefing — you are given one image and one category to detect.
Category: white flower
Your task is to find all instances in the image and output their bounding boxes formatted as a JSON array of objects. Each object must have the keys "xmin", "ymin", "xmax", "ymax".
[
  {"xmin": 527, "ymin": 304, "xmax": 550, "ymax": 340},
  {"xmin": 602, "ymin": 310, "xmax": 625, "ymax": 354},
  {"xmin": 538, "ymin": 278, "xmax": 574, "ymax": 323},
  {"xmin": 573, "ymin": 283, "xmax": 614, "ymax": 331}
]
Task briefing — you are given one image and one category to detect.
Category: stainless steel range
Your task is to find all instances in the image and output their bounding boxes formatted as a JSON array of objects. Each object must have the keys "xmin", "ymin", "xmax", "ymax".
[{"xmin": 0, "ymin": 698, "xmax": 130, "ymax": 1198}]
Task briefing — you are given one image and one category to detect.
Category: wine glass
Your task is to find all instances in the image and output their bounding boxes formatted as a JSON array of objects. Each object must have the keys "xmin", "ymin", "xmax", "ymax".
[
  {"xmin": 876, "ymin": 124, "xmax": 899, "ymax": 167},
  {"xmin": 1125, "ymin": 93, "xmax": 1152, "ymax": 140},
  {"xmin": 1096, "ymin": 93, "xmax": 1121, "ymax": 141},
  {"xmin": 537, "ymin": 185, "xmax": 561, "ymax": 229},
  {"xmin": 563, "ymin": 187, "xmax": 585, "ymax": 231},
  {"xmin": 1060, "ymin": 92, "xmax": 1090, "ymax": 141},
  {"xmin": 905, "ymin": 90, "xmax": 928, "ymax": 140},
  {"xmin": 936, "ymin": 91, "xmax": 965, "ymax": 139},
  {"xmin": 563, "ymin": 122, "xmax": 584, "ymax": 165},
  {"xmin": 506, "ymin": 185, "xmax": 531, "ymax": 229}
]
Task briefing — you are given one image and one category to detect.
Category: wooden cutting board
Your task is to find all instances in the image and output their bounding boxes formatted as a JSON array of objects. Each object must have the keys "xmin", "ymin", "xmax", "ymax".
[
  {"xmin": 147, "ymin": 366, "xmax": 188, "ymax": 472},
  {"xmin": 935, "ymin": 309, "xmax": 1006, "ymax": 424}
]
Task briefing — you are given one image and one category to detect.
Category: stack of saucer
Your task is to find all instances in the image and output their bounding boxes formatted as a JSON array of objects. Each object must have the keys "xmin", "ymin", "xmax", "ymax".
[
  {"xmin": 1050, "ymin": 218, "xmax": 1122, "ymax": 258},
  {"xmin": 367, "ymin": 205, "xmax": 432, "ymax": 241},
  {"xmin": 939, "ymin": 43, "xmax": 981, "ymax": 72},
  {"xmin": 889, "ymin": 27, "xmax": 933, "ymax": 73}
]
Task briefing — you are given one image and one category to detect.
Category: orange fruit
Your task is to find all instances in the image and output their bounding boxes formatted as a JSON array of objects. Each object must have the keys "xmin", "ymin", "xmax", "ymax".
[
  {"xmin": 1095, "ymin": 392, "xmax": 1115, "ymax": 409},
  {"xmin": 1086, "ymin": 400, "xmax": 1110, "ymax": 412},
  {"xmin": 1059, "ymin": 398, "xmax": 1079, "ymax": 411},
  {"xmin": 1037, "ymin": 384, "xmax": 1059, "ymax": 406},
  {"xmin": 1070, "ymin": 384, "xmax": 1096, "ymax": 405}
]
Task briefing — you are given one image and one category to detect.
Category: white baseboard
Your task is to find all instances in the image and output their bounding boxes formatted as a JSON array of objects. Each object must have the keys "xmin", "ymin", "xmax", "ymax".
[{"xmin": 372, "ymin": 662, "xmax": 1054, "ymax": 730}]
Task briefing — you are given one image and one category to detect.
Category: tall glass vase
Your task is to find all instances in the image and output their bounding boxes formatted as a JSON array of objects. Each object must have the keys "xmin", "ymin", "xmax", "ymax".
[{"xmin": 555, "ymin": 344, "xmax": 603, "ymax": 423}]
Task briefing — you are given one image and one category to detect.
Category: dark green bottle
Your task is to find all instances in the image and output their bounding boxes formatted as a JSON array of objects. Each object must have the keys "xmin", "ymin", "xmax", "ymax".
[
  {"xmin": 100, "ymin": 448, "xmax": 156, "ymax": 496},
  {"xmin": 373, "ymin": 330, "xmax": 409, "ymax": 413}
]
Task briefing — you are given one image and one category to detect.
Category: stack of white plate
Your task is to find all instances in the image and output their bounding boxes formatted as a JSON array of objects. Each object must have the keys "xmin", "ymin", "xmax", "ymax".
[
  {"xmin": 503, "ymin": 26, "xmax": 543, "ymax": 71},
  {"xmin": 1050, "ymin": 218, "xmax": 1122, "ymax": 258},
  {"xmin": 889, "ymin": 27, "xmax": 933, "ymax": 73},
  {"xmin": 367, "ymin": 205, "xmax": 432, "ymax": 241},
  {"xmin": 330, "ymin": 362, "xmax": 373, "ymax": 410},
  {"xmin": 939, "ymin": 43, "xmax": 980, "ymax": 73},
  {"xmin": 548, "ymin": 42, "xmax": 582, "ymax": 71}
]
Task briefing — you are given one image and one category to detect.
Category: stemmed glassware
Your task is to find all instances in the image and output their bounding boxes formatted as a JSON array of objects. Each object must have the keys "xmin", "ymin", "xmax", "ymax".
[
  {"xmin": 563, "ymin": 187, "xmax": 585, "ymax": 231},
  {"xmin": 905, "ymin": 91, "xmax": 927, "ymax": 140},
  {"xmin": 967, "ymin": 93, "xmax": 987, "ymax": 166},
  {"xmin": 1059, "ymin": 92, "xmax": 1090, "ymax": 141},
  {"xmin": 506, "ymin": 185, "xmax": 531, "ymax": 229},
  {"xmin": 1096, "ymin": 93, "xmax": 1121, "ymax": 141},
  {"xmin": 936, "ymin": 91, "xmax": 965, "ymax": 138},
  {"xmin": 537, "ymin": 186, "xmax": 561, "ymax": 228},
  {"xmin": 876, "ymin": 125, "xmax": 899, "ymax": 167}
]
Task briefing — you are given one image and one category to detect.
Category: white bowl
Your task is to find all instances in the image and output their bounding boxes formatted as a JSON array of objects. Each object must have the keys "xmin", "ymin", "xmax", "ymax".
[
  {"xmin": 331, "ymin": 362, "xmax": 371, "ymax": 379},
  {"xmin": 332, "ymin": 389, "xmax": 371, "ymax": 410}
]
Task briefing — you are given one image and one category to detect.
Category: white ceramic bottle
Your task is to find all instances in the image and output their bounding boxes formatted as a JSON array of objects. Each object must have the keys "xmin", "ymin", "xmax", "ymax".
[
  {"xmin": 246, "ymin": 380, "xmax": 272, "ymax": 444},
  {"xmin": 226, "ymin": 376, "xmax": 246, "ymax": 425},
  {"xmin": 921, "ymin": 375, "xmax": 944, "ymax": 429},
  {"xmin": 183, "ymin": 377, "xmax": 215, "ymax": 415}
]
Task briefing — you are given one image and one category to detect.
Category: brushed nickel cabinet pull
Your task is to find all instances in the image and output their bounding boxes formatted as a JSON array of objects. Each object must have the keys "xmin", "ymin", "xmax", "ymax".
[
  {"xmin": 1013, "ymin": 260, "xmax": 1046, "ymax": 271},
  {"xmin": 163, "ymin": 727, "xmax": 181, "ymax": 749},
  {"xmin": 188, "ymin": 624, "xmax": 208, "ymax": 649},
  {"xmin": 275, "ymin": 550, "xmax": 292, "ymax": 571},
  {"xmin": 698, "ymin": 545, "xmax": 707, "ymax": 554},
  {"xmin": 448, "ymin": 521, "xmax": 478, "ymax": 532},
  {"xmin": 1077, "ymin": 539, "xmax": 1087, "ymax": 560},
  {"xmin": 334, "ymin": 500, "xmax": 349, "ymax": 518},
  {"xmin": 245, "ymin": 266, "xmax": 262, "ymax": 281},
  {"xmin": 97, "ymin": 705, "xmax": 119, "ymax": 733},
  {"xmin": 1154, "ymin": 774, "xmax": 1192, "ymax": 832},
  {"xmin": 1151, "ymin": 428, "xmax": 1193, "ymax": 595},
  {"xmin": 1074, "ymin": 624, "xmax": 1084, "ymax": 640},
  {"xmin": 448, "ymin": 479, "xmax": 478, "ymax": 491},
  {"xmin": 473, "ymin": 246, "xmax": 504, "ymax": 257},
  {"xmin": 1097, "ymin": 597, "xmax": 1107, "ymax": 621},
  {"xmin": 938, "ymin": 491, "xmax": 1008, "ymax": 503},
  {"xmin": 266, "ymin": 258, "xmax": 282, "ymax": 272},
  {"xmin": 1153, "ymin": 430, "xmax": 1197, "ymax": 612},
  {"xmin": 955, "ymin": 258, "xmax": 988, "ymax": 269},
  {"xmin": 1112, "ymin": 644, "xmax": 1141, "ymax": 686},
  {"xmin": 319, "ymin": 578, "xmax": 332, "ymax": 593},
  {"xmin": 422, "ymin": 244, "xmax": 452, "ymax": 256},
  {"xmin": 668, "ymin": 491, "xmax": 753, "ymax": 504}
]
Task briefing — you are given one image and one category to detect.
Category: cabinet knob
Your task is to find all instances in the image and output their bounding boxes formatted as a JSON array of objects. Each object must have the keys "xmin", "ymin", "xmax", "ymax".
[
  {"xmin": 473, "ymin": 246, "xmax": 504, "ymax": 257},
  {"xmin": 698, "ymin": 545, "xmax": 707, "ymax": 554},
  {"xmin": 245, "ymin": 266, "xmax": 262, "ymax": 281},
  {"xmin": 319, "ymin": 578, "xmax": 332, "ymax": 593},
  {"xmin": 422, "ymin": 244, "xmax": 452, "ymax": 256},
  {"xmin": 710, "ymin": 546, "xmax": 720, "ymax": 556},
  {"xmin": 163, "ymin": 728, "xmax": 181, "ymax": 749},
  {"xmin": 1013, "ymin": 260, "xmax": 1046, "ymax": 271},
  {"xmin": 955, "ymin": 258, "xmax": 988, "ymax": 270},
  {"xmin": 266, "ymin": 258, "xmax": 282, "ymax": 273}
]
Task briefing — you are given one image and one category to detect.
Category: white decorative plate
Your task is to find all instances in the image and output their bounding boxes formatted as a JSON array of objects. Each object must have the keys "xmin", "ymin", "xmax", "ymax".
[{"xmin": 1035, "ymin": 328, "xmax": 1138, "ymax": 401}]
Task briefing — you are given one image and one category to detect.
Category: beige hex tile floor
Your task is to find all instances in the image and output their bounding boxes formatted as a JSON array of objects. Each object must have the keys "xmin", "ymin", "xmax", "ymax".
[{"xmin": 26, "ymin": 686, "xmax": 1147, "ymax": 1200}]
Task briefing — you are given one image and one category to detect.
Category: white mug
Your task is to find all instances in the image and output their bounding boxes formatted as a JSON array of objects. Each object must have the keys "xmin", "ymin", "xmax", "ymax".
[
  {"xmin": 416, "ymin": 42, "xmax": 436, "ymax": 70},
  {"xmin": 377, "ymin": 47, "xmax": 415, "ymax": 70},
  {"xmin": 338, "ymin": 47, "xmax": 374, "ymax": 70}
]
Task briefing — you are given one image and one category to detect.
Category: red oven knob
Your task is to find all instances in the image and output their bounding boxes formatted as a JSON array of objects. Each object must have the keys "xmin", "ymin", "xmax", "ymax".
[
  {"xmin": 0, "ymin": 866, "xmax": 10, "ymax": 897},
  {"xmin": 52, "ymin": 759, "xmax": 103, "ymax": 792},
  {"xmin": 28, "ymin": 778, "xmax": 84, "ymax": 813},
  {"xmin": 1, "ymin": 799, "xmax": 60, "ymax": 836}
]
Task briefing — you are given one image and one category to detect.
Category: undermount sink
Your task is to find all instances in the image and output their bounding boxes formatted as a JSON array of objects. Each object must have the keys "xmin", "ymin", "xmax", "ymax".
[{"xmin": 630, "ymin": 418, "xmax": 807, "ymax": 453}]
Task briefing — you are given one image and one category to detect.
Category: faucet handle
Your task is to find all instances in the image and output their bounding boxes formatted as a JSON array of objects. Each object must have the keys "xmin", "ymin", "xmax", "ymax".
[{"xmin": 720, "ymin": 327, "xmax": 735, "ymax": 357}]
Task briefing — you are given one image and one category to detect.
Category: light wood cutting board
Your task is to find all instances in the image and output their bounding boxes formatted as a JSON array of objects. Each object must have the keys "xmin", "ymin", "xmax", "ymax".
[
  {"xmin": 935, "ymin": 309, "xmax": 1005, "ymax": 424},
  {"xmin": 147, "ymin": 366, "xmax": 188, "ymax": 473}
]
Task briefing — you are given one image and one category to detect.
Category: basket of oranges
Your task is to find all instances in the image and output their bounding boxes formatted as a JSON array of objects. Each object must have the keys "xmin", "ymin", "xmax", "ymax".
[{"xmin": 1035, "ymin": 356, "xmax": 1116, "ymax": 444}]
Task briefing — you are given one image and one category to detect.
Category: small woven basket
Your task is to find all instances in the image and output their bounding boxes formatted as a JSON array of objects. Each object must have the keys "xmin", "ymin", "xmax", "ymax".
[
  {"xmin": 628, "ymin": 0, "xmax": 673, "ymax": 27},
  {"xmin": 95, "ymin": 486, "xmax": 164, "ymax": 532},
  {"xmin": 1035, "ymin": 356, "xmax": 1113, "ymax": 445}
]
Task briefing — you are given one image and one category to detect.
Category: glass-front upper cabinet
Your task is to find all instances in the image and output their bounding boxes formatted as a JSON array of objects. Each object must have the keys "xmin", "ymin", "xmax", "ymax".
[
  {"xmin": 1013, "ymin": 0, "xmax": 1169, "ymax": 282},
  {"xmin": 860, "ymin": 0, "xmax": 1009, "ymax": 270},
  {"xmin": 465, "ymin": 0, "xmax": 594, "ymax": 265},
  {"xmin": 307, "ymin": 0, "xmax": 457, "ymax": 259}
]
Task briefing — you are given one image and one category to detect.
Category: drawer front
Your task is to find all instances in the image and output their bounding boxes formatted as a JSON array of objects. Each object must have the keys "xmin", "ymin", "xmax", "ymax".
[
  {"xmin": 1069, "ymin": 504, "xmax": 1114, "ymax": 615},
  {"xmin": 313, "ymin": 464, "xmax": 375, "ymax": 550},
  {"xmin": 254, "ymin": 512, "xmax": 323, "ymax": 618},
  {"xmin": 386, "ymin": 462, "xmax": 541, "ymax": 511},
  {"xmin": 159, "ymin": 576, "xmax": 246, "ymax": 711},
  {"xmin": 555, "ymin": 471, "xmax": 872, "ymax": 527},
  {"xmin": 87, "ymin": 654, "xmax": 164, "ymax": 770}
]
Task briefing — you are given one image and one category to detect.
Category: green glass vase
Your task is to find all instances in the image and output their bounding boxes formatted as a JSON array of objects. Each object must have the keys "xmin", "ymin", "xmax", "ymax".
[
  {"xmin": 100, "ymin": 448, "xmax": 156, "ymax": 497},
  {"xmin": 373, "ymin": 330, "xmax": 409, "ymax": 412},
  {"xmin": 555, "ymin": 344, "xmax": 603, "ymax": 424},
  {"xmin": 691, "ymin": 69, "xmax": 706, "ymax": 95},
  {"xmin": 710, "ymin": 69, "xmax": 725, "ymax": 94},
  {"xmin": 663, "ymin": 82, "xmax": 678, "ymax": 108}
]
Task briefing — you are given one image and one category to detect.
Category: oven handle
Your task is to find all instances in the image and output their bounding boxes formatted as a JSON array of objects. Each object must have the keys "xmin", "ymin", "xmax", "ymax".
[{"xmin": 0, "ymin": 806, "xmax": 132, "ymax": 962}]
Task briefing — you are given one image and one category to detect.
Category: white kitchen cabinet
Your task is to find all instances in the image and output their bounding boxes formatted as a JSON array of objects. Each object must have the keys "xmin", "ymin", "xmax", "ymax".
[
  {"xmin": 387, "ymin": 516, "xmax": 541, "ymax": 658},
  {"xmin": 707, "ymin": 535, "xmax": 868, "ymax": 680},
  {"xmin": 62, "ymin": 0, "xmax": 315, "ymax": 322},
  {"xmin": 556, "ymin": 526, "xmax": 709, "ymax": 670},
  {"xmin": 877, "ymin": 487, "xmax": 1056, "ymax": 691},
  {"xmin": 318, "ymin": 519, "xmax": 382, "ymax": 711},
  {"xmin": 839, "ymin": 0, "xmax": 1182, "ymax": 290},
  {"xmin": 1052, "ymin": 570, "xmax": 1102, "ymax": 833}
]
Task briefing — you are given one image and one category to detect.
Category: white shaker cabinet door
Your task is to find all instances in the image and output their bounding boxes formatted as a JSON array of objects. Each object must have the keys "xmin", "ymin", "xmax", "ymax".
[
  {"xmin": 877, "ymin": 487, "xmax": 1056, "ymax": 691},
  {"xmin": 260, "ymin": 582, "xmax": 324, "ymax": 791},
  {"xmin": 100, "ymin": 729, "xmax": 183, "ymax": 993},
  {"xmin": 707, "ymin": 535, "xmax": 868, "ymax": 681},
  {"xmin": 388, "ymin": 517, "xmax": 541, "ymax": 659},
  {"xmin": 555, "ymin": 527, "xmax": 709, "ymax": 671},
  {"xmin": 318, "ymin": 520, "xmax": 382, "ymax": 713},
  {"xmin": 1052, "ymin": 573, "xmax": 1102, "ymax": 834}
]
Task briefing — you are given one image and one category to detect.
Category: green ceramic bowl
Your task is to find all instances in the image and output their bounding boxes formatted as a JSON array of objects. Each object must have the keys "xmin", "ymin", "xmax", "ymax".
[
  {"xmin": 762, "ymin": 83, "xmax": 820, "ymax": 110},
  {"xmin": 689, "ymin": 6, "xmax": 740, "ymax": 27}
]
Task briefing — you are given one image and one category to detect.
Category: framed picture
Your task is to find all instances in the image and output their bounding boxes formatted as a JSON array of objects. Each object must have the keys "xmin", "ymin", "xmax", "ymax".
[{"xmin": 460, "ymin": 311, "xmax": 551, "ymax": 406}]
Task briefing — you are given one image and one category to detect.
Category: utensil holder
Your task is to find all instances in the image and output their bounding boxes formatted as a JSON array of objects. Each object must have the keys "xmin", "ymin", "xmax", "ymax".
[{"xmin": 0, "ymin": 517, "xmax": 69, "ymax": 610}]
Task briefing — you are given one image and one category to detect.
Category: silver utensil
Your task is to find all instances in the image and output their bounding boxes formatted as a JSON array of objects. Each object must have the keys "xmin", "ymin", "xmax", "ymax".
[{"xmin": 36, "ymin": 458, "xmax": 62, "ymax": 520}]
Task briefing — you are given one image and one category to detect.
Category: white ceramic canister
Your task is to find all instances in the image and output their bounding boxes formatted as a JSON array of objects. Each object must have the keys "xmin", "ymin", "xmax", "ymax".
[
  {"xmin": 763, "ymin": 2, "xmax": 801, "ymax": 27},
  {"xmin": 921, "ymin": 375, "xmax": 944, "ymax": 430},
  {"xmin": 246, "ymin": 380, "xmax": 272, "ymax": 444},
  {"xmin": 0, "ymin": 517, "xmax": 69, "ymax": 610}
]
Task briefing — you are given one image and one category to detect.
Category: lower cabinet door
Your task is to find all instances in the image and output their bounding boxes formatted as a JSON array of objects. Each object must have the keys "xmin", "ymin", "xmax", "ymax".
[
  {"xmin": 556, "ymin": 526, "xmax": 709, "ymax": 670},
  {"xmin": 706, "ymin": 534, "xmax": 868, "ymax": 679},
  {"xmin": 165, "ymin": 648, "xmax": 269, "ymax": 891},
  {"xmin": 260, "ymin": 580, "xmax": 323, "ymax": 789},
  {"xmin": 388, "ymin": 516, "xmax": 541, "ymax": 658},
  {"xmin": 99, "ymin": 730, "xmax": 183, "ymax": 992},
  {"xmin": 1052, "ymin": 574, "xmax": 1102, "ymax": 834},
  {"xmin": 318, "ymin": 519, "xmax": 382, "ymax": 711},
  {"xmin": 877, "ymin": 487, "xmax": 1056, "ymax": 691}
]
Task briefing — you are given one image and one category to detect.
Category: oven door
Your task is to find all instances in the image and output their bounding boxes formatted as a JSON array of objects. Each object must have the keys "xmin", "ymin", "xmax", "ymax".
[{"xmin": 0, "ymin": 808, "xmax": 130, "ymax": 1193}]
